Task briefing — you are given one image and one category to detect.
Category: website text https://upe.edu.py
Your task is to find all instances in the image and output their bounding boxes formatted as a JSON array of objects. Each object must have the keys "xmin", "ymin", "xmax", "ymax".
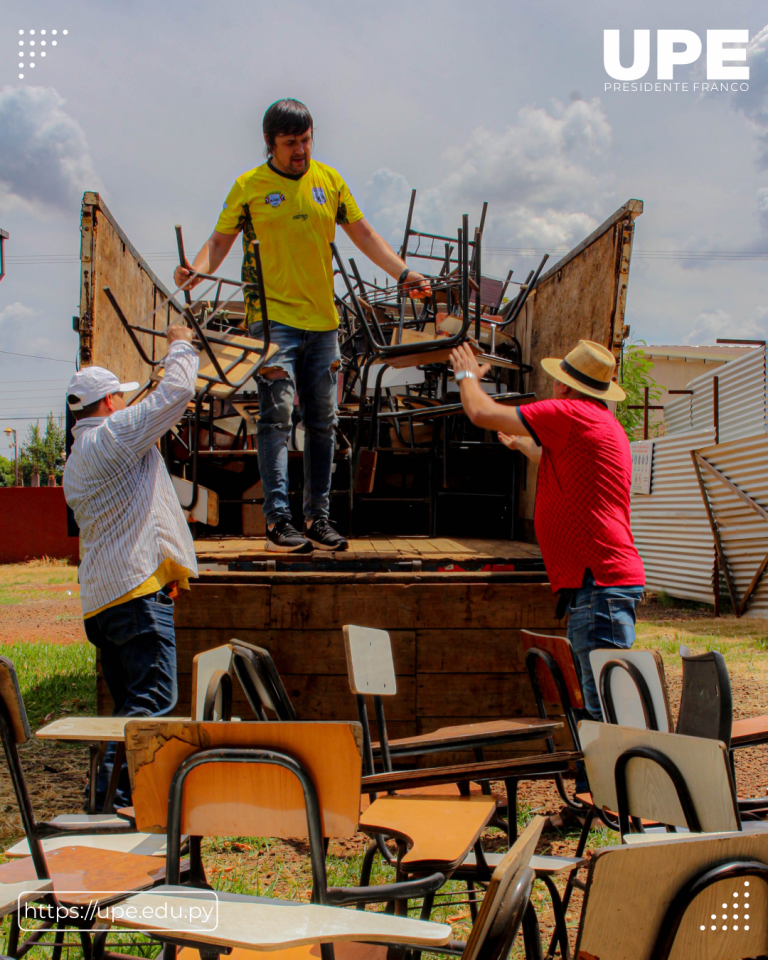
[{"xmin": 19, "ymin": 891, "xmax": 220, "ymax": 934}]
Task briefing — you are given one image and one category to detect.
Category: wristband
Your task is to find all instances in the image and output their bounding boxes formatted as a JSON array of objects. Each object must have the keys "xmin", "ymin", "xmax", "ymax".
[
  {"xmin": 455, "ymin": 370, "xmax": 477, "ymax": 382},
  {"xmin": 398, "ymin": 269, "xmax": 411, "ymax": 288}
]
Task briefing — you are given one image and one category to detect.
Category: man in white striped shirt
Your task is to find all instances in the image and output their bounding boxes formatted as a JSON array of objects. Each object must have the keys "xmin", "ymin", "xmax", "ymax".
[{"xmin": 63, "ymin": 325, "xmax": 199, "ymax": 809}]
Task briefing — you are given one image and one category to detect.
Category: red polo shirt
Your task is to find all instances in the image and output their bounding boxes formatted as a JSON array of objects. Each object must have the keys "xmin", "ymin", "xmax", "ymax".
[{"xmin": 518, "ymin": 398, "xmax": 645, "ymax": 592}]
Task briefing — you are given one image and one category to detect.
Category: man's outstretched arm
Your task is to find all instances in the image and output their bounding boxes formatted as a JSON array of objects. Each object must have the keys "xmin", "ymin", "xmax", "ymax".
[
  {"xmin": 173, "ymin": 231, "xmax": 239, "ymax": 291},
  {"xmin": 450, "ymin": 342, "xmax": 533, "ymax": 436},
  {"xmin": 342, "ymin": 218, "xmax": 430, "ymax": 298},
  {"xmin": 108, "ymin": 326, "xmax": 200, "ymax": 459}
]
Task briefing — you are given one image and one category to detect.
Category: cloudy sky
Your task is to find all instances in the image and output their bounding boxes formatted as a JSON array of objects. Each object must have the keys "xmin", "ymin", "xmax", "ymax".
[{"xmin": 0, "ymin": 0, "xmax": 766, "ymax": 433}]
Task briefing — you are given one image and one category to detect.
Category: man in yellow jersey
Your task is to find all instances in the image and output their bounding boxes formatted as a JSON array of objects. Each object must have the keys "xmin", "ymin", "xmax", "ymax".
[
  {"xmin": 175, "ymin": 98, "xmax": 429, "ymax": 553},
  {"xmin": 63, "ymin": 325, "xmax": 199, "ymax": 809}
]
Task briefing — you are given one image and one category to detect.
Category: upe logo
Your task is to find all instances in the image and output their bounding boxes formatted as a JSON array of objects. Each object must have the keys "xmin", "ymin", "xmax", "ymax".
[{"xmin": 604, "ymin": 29, "xmax": 749, "ymax": 87}]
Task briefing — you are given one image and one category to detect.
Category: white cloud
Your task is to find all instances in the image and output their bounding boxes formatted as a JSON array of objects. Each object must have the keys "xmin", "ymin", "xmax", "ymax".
[
  {"xmin": 685, "ymin": 305, "xmax": 768, "ymax": 344},
  {"xmin": 0, "ymin": 302, "xmax": 36, "ymax": 325},
  {"xmin": 0, "ymin": 302, "xmax": 55, "ymax": 358},
  {"xmin": 438, "ymin": 98, "xmax": 612, "ymax": 209},
  {"xmin": 0, "ymin": 85, "xmax": 100, "ymax": 216},
  {"xmin": 363, "ymin": 168, "xmax": 413, "ymax": 248},
  {"xmin": 731, "ymin": 24, "xmax": 768, "ymax": 169},
  {"xmin": 758, "ymin": 187, "xmax": 768, "ymax": 232},
  {"xmin": 364, "ymin": 97, "xmax": 613, "ymax": 255}
]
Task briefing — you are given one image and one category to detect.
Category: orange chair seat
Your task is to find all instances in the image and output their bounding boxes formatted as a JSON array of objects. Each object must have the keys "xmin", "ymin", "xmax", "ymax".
[
  {"xmin": 180, "ymin": 945, "xmax": 386, "ymax": 960},
  {"xmin": 575, "ymin": 793, "xmax": 661, "ymax": 829},
  {"xmin": 360, "ymin": 780, "xmax": 493, "ymax": 811},
  {"xmin": 0, "ymin": 845, "xmax": 166, "ymax": 906},
  {"xmin": 360, "ymin": 794, "xmax": 496, "ymax": 871}
]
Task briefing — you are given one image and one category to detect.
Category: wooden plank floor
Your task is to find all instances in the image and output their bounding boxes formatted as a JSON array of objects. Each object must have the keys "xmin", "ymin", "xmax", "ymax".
[{"xmin": 194, "ymin": 537, "xmax": 542, "ymax": 564}]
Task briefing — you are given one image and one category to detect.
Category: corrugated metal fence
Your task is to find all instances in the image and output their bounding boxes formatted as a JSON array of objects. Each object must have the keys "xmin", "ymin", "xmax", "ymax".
[{"xmin": 631, "ymin": 345, "xmax": 768, "ymax": 616}]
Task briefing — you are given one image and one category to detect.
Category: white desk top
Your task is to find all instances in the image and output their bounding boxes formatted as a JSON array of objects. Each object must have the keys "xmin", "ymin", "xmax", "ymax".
[
  {"xmin": 36, "ymin": 716, "xmax": 189, "ymax": 742},
  {"xmin": 0, "ymin": 879, "xmax": 53, "ymax": 918},
  {"xmin": 112, "ymin": 887, "xmax": 452, "ymax": 950}
]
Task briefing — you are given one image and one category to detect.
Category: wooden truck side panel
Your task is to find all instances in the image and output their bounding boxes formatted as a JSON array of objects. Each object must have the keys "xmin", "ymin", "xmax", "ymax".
[
  {"xmin": 78, "ymin": 191, "xmax": 181, "ymax": 384},
  {"xmin": 516, "ymin": 199, "xmax": 642, "ymax": 530}
]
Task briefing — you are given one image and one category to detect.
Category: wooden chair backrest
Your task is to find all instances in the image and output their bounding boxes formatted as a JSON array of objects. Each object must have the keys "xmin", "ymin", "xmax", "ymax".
[
  {"xmin": 461, "ymin": 816, "xmax": 544, "ymax": 960},
  {"xmin": 190, "ymin": 645, "xmax": 233, "ymax": 721},
  {"xmin": 153, "ymin": 335, "xmax": 278, "ymax": 400},
  {"xmin": 520, "ymin": 631, "xmax": 582, "ymax": 710},
  {"xmin": 343, "ymin": 626, "xmax": 397, "ymax": 697},
  {"xmin": 125, "ymin": 720, "xmax": 363, "ymax": 838},
  {"xmin": 0, "ymin": 657, "xmax": 31, "ymax": 745},
  {"xmin": 577, "ymin": 831, "xmax": 768, "ymax": 960},
  {"xmin": 590, "ymin": 648, "xmax": 673, "ymax": 732},
  {"xmin": 580, "ymin": 721, "xmax": 740, "ymax": 833}
]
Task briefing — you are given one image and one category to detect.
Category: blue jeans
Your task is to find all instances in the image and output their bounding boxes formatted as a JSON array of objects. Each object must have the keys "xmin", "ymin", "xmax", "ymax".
[
  {"xmin": 250, "ymin": 321, "xmax": 340, "ymax": 525},
  {"xmin": 567, "ymin": 572, "xmax": 644, "ymax": 722},
  {"xmin": 84, "ymin": 591, "xmax": 178, "ymax": 809}
]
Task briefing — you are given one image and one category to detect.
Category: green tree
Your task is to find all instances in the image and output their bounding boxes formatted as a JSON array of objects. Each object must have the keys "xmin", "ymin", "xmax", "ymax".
[
  {"xmin": 0, "ymin": 454, "xmax": 15, "ymax": 487},
  {"xmin": 616, "ymin": 340, "xmax": 664, "ymax": 441},
  {"xmin": 18, "ymin": 415, "xmax": 66, "ymax": 485}
]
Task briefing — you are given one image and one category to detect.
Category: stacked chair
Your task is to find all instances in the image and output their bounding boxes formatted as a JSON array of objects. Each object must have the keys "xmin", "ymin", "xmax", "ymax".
[{"xmin": 333, "ymin": 198, "xmax": 540, "ymax": 536}]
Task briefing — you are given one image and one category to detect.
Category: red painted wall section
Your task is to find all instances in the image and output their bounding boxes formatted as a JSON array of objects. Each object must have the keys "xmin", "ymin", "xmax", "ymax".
[{"xmin": 0, "ymin": 488, "xmax": 79, "ymax": 564}]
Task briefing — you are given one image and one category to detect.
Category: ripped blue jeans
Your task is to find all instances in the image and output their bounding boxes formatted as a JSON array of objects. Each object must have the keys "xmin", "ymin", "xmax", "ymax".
[
  {"xmin": 567, "ymin": 571, "xmax": 644, "ymax": 721},
  {"xmin": 250, "ymin": 321, "xmax": 340, "ymax": 525}
]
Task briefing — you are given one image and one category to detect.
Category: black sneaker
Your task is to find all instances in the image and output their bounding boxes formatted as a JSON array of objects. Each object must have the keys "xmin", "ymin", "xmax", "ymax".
[
  {"xmin": 266, "ymin": 518, "xmax": 313, "ymax": 553},
  {"xmin": 304, "ymin": 518, "xmax": 349, "ymax": 552}
]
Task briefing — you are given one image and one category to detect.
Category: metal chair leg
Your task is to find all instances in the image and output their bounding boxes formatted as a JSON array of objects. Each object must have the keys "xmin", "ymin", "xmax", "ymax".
[
  {"xmin": 408, "ymin": 892, "xmax": 436, "ymax": 960},
  {"xmin": 466, "ymin": 879, "xmax": 478, "ymax": 922},
  {"xmin": 541, "ymin": 875, "xmax": 571, "ymax": 960},
  {"xmin": 50, "ymin": 928, "xmax": 65, "ymax": 960},
  {"xmin": 356, "ymin": 840, "xmax": 379, "ymax": 911},
  {"xmin": 522, "ymin": 901, "xmax": 544, "ymax": 960}
]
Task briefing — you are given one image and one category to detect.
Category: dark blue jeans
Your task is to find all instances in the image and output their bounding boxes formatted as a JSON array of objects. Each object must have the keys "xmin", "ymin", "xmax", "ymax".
[
  {"xmin": 84, "ymin": 591, "xmax": 177, "ymax": 809},
  {"xmin": 250, "ymin": 321, "xmax": 340, "ymax": 525},
  {"xmin": 567, "ymin": 572, "xmax": 644, "ymax": 721}
]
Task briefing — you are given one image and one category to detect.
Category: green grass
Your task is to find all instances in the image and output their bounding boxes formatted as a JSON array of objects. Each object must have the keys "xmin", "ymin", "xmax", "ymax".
[
  {"xmin": 0, "ymin": 560, "xmax": 78, "ymax": 589},
  {"xmin": 0, "ymin": 587, "xmax": 79, "ymax": 605},
  {"xmin": 2, "ymin": 641, "xmax": 96, "ymax": 728}
]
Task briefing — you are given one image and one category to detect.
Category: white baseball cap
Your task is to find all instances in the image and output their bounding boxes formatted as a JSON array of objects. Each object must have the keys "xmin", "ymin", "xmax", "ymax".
[{"xmin": 66, "ymin": 367, "xmax": 140, "ymax": 411}]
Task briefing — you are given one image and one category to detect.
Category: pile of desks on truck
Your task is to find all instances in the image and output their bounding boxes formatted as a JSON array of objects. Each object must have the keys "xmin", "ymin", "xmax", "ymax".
[
  {"xmin": 104, "ymin": 193, "xmax": 548, "ymax": 540},
  {"xmin": 4, "ymin": 628, "xmax": 768, "ymax": 959}
]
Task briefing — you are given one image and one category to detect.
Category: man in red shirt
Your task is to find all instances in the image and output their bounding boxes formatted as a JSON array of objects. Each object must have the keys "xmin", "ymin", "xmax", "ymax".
[{"xmin": 450, "ymin": 339, "xmax": 645, "ymax": 723}]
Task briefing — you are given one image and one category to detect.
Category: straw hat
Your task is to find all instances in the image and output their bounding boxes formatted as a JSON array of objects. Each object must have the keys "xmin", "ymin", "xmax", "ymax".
[{"xmin": 540, "ymin": 340, "xmax": 626, "ymax": 402}]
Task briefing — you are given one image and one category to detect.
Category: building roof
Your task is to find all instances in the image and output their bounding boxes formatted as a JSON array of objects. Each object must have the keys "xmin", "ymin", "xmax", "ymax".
[{"xmin": 642, "ymin": 344, "xmax": 760, "ymax": 362}]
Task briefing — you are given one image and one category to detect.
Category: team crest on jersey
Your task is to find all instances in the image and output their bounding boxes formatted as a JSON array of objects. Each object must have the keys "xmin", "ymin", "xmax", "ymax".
[
  {"xmin": 312, "ymin": 187, "xmax": 327, "ymax": 204},
  {"xmin": 265, "ymin": 193, "xmax": 286, "ymax": 208}
]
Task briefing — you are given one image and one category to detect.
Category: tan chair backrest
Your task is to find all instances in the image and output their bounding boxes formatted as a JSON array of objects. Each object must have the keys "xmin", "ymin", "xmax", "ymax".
[
  {"xmin": 577, "ymin": 831, "xmax": 768, "ymax": 960},
  {"xmin": 520, "ymin": 630, "xmax": 583, "ymax": 710},
  {"xmin": 152, "ymin": 334, "xmax": 278, "ymax": 400},
  {"xmin": 590, "ymin": 648, "xmax": 673, "ymax": 731},
  {"xmin": 580, "ymin": 721, "xmax": 739, "ymax": 833},
  {"xmin": 461, "ymin": 816, "xmax": 544, "ymax": 960},
  {"xmin": 343, "ymin": 625, "xmax": 397, "ymax": 697},
  {"xmin": 125, "ymin": 720, "xmax": 363, "ymax": 839},
  {"xmin": 190, "ymin": 645, "xmax": 234, "ymax": 721},
  {"xmin": 0, "ymin": 658, "xmax": 31, "ymax": 745}
]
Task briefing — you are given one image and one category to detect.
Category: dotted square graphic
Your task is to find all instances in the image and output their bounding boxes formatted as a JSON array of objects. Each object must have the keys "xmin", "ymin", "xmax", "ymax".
[
  {"xmin": 16, "ymin": 28, "xmax": 68, "ymax": 80},
  {"xmin": 700, "ymin": 880, "xmax": 751, "ymax": 934}
]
